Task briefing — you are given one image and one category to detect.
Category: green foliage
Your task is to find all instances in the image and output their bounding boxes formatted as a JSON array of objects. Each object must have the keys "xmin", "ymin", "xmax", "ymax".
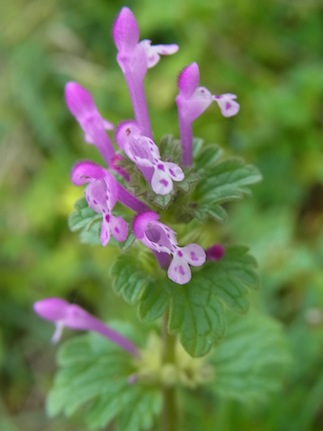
[
  {"xmin": 112, "ymin": 245, "xmax": 259, "ymax": 356},
  {"xmin": 208, "ymin": 310, "xmax": 290, "ymax": 403},
  {"xmin": 191, "ymin": 141, "xmax": 262, "ymax": 222},
  {"xmin": 68, "ymin": 198, "xmax": 101, "ymax": 245},
  {"xmin": 2, "ymin": 0, "xmax": 323, "ymax": 429},
  {"xmin": 47, "ymin": 327, "xmax": 162, "ymax": 431}
]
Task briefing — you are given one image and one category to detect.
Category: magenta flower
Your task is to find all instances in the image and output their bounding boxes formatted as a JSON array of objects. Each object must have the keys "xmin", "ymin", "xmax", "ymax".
[
  {"xmin": 133, "ymin": 212, "xmax": 206, "ymax": 285},
  {"xmin": 116, "ymin": 121, "xmax": 184, "ymax": 195},
  {"xmin": 176, "ymin": 62, "xmax": 240, "ymax": 166},
  {"xmin": 65, "ymin": 82, "xmax": 116, "ymax": 163},
  {"xmin": 206, "ymin": 244, "xmax": 225, "ymax": 261},
  {"xmin": 71, "ymin": 161, "xmax": 147, "ymax": 246},
  {"xmin": 113, "ymin": 7, "xmax": 178, "ymax": 138},
  {"xmin": 34, "ymin": 298, "xmax": 139, "ymax": 356}
]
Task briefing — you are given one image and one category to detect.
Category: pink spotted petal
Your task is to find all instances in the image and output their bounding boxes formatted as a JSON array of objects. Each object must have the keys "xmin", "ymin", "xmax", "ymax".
[
  {"xmin": 86, "ymin": 180, "xmax": 109, "ymax": 212},
  {"xmin": 151, "ymin": 168, "xmax": 173, "ymax": 195},
  {"xmin": 113, "ymin": 7, "xmax": 139, "ymax": 52},
  {"xmin": 213, "ymin": 93, "xmax": 240, "ymax": 117},
  {"xmin": 164, "ymin": 162, "xmax": 185, "ymax": 182},
  {"xmin": 100, "ymin": 215, "xmax": 111, "ymax": 246},
  {"xmin": 133, "ymin": 211, "xmax": 160, "ymax": 239},
  {"xmin": 110, "ymin": 215, "xmax": 128, "ymax": 242},
  {"xmin": 140, "ymin": 40, "xmax": 179, "ymax": 68},
  {"xmin": 133, "ymin": 212, "xmax": 176, "ymax": 254},
  {"xmin": 177, "ymin": 62, "xmax": 200, "ymax": 99},
  {"xmin": 168, "ymin": 256, "xmax": 192, "ymax": 285},
  {"xmin": 71, "ymin": 161, "xmax": 107, "ymax": 185},
  {"xmin": 181, "ymin": 244, "xmax": 206, "ymax": 267}
]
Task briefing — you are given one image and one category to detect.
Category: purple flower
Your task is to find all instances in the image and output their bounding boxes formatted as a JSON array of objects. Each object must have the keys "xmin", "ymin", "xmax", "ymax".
[
  {"xmin": 71, "ymin": 161, "xmax": 147, "ymax": 246},
  {"xmin": 133, "ymin": 212, "xmax": 206, "ymax": 285},
  {"xmin": 113, "ymin": 7, "xmax": 178, "ymax": 138},
  {"xmin": 176, "ymin": 62, "xmax": 240, "ymax": 166},
  {"xmin": 116, "ymin": 121, "xmax": 184, "ymax": 195},
  {"xmin": 65, "ymin": 82, "xmax": 117, "ymax": 164},
  {"xmin": 206, "ymin": 244, "xmax": 225, "ymax": 261},
  {"xmin": 33, "ymin": 298, "xmax": 139, "ymax": 356}
]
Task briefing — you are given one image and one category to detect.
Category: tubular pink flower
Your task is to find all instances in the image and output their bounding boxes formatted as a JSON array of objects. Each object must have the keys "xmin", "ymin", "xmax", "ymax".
[
  {"xmin": 116, "ymin": 121, "xmax": 184, "ymax": 195},
  {"xmin": 133, "ymin": 212, "xmax": 206, "ymax": 285},
  {"xmin": 65, "ymin": 82, "xmax": 117, "ymax": 165},
  {"xmin": 33, "ymin": 298, "xmax": 139, "ymax": 356},
  {"xmin": 113, "ymin": 7, "xmax": 179, "ymax": 138},
  {"xmin": 71, "ymin": 161, "xmax": 147, "ymax": 245},
  {"xmin": 176, "ymin": 62, "xmax": 240, "ymax": 166}
]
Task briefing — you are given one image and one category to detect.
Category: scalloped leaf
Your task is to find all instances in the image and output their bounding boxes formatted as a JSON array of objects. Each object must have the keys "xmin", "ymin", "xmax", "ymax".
[
  {"xmin": 168, "ymin": 246, "xmax": 259, "ymax": 356},
  {"xmin": 68, "ymin": 197, "xmax": 102, "ymax": 244},
  {"xmin": 192, "ymin": 144, "xmax": 262, "ymax": 222},
  {"xmin": 47, "ymin": 326, "xmax": 162, "ymax": 431},
  {"xmin": 68, "ymin": 197, "xmax": 134, "ymax": 248},
  {"xmin": 208, "ymin": 309, "xmax": 291, "ymax": 403},
  {"xmin": 111, "ymin": 246, "xmax": 259, "ymax": 357},
  {"xmin": 112, "ymin": 250, "xmax": 169, "ymax": 321}
]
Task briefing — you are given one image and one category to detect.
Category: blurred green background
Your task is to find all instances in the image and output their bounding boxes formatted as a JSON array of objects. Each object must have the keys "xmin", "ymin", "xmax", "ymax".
[{"xmin": 1, "ymin": 0, "xmax": 322, "ymax": 430}]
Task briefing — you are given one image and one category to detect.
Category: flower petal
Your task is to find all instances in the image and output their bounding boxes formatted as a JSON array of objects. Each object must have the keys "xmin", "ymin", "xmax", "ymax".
[
  {"xmin": 181, "ymin": 244, "xmax": 206, "ymax": 267},
  {"xmin": 177, "ymin": 62, "xmax": 200, "ymax": 99},
  {"xmin": 151, "ymin": 167, "xmax": 173, "ymax": 195},
  {"xmin": 65, "ymin": 82, "xmax": 97, "ymax": 121},
  {"xmin": 110, "ymin": 215, "xmax": 128, "ymax": 242},
  {"xmin": 168, "ymin": 256, "xmax": 192, "ymax": 285},
  {"xmin": 113, "ymin": 7, "xmax": 139, "ymax": 52},
  {"xmin": 164, "ymin": 162, "xmax": 185, "ymax": 181},
  {"xmin": 33, "ymin": 298, "xmax": 69, "ymax": 321},
  {"xmin": 71, "ymin": 161, "xmax": 107, "ymax": 185},
  {"xmin": 140, "ymin": 40, "xmax": 179, "ymax": 68},
  {"xmin": 132, "ymin": 211, "xmax": 160, "ymax": 239},
  {"xmin": 100, "ymin": 215, "xmax": 111, "ymax": 246},
  {"xmin": 213, "ymin": 93, "xmax": 240, "ymax": 117}
]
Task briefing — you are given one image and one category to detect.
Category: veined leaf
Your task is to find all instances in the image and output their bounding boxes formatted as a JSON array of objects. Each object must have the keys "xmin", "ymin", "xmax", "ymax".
[
  {"xmin": 168, "ymin": 246, "xmax": 259, "ymax": 357},
  {"xmin": 68, "ymin": 197, "xmax": 134, "ymax": 248},
  {"xmin": 192, "ymin": 144, "xmax": 262, "ymax": 222},
  {"xmin": 47, "ymin": 326, "xmax": 162, "ymax": 431},
  {"xmin": 68, "ymin": 197, "xmax": 101, "ymax": 244},
  {"xmin": 208, "ymin": 309, "xmax": 291, "ymax": 403},
  {"xmin": 112, "ymin": 246, "xmax": 259, "ymax": 357}
]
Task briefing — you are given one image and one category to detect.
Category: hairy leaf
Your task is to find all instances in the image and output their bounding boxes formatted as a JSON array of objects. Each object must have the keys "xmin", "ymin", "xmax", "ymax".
[
  {"xmin": 208, "ymin": 309, "xmax": 291, "ymax": 403},
  {"xmin": 192, "ymin": 144, "xmax": 262, "ymax": 222},
  {"xmin": 112, "ymin": 246, "xmax": 259, "ymax": 357},
  {"xmin": 68, "ymin": 197, "xmax": 101, "ymax": 244},
  {"xmin": 47, "ymin": 326, "xmax": 161, "ymax": 431},
  {"xmin": 168, "ymin": 246, "xmax": 259, "ymax": 356}
]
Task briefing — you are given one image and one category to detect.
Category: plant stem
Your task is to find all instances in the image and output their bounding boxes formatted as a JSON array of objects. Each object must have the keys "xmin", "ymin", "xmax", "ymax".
[{"xmin": 161, "ymin": 313, "xmax": 178, "ymax": 431}]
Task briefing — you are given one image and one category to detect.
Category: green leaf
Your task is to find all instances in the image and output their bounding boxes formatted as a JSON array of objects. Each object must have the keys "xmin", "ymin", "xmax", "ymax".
[
  {"xmin": 47, "ymin": 326, "xmax": 162, "ymax": 431},
  {"xmin": 68, "ymin": 197, "xmax": 101, "ymax": 244},
  {"xmin": 112, "ymin": 246, "xmax": 259, "ymax": 357},
  {"xmin": 112, "ymin": 249, "xmax": 169, "ymax": 321},
  {"xmin": 158, "ymin": 134, "xmax": 182, "ymax": 164},
  {"xmin": 208, "ymin": 309, "xmax": 291, "ymax": 403},
  {"xmin": 168, "ymin": 246, "xmax": 259, "ymax": 357},
  {"xmin": 192, "ymin": 144, "xmax": 262, "ymax": 222}
]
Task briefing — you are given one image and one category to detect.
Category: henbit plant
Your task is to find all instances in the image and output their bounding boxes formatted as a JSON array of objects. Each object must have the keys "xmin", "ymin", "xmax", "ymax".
[{"xmin": 33, "ymin": 7, "xmax": 290, "ymax": 431}]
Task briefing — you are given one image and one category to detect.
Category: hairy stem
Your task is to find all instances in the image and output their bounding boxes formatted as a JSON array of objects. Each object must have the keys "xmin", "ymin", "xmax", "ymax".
[{"xmin": 161, "ymin": 313, "xmax": 178, "ymax": 431}]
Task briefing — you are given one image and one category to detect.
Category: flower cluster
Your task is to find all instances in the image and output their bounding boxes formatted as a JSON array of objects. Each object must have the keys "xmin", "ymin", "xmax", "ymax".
[
  {"xmin": 64, "ymin": 7, "xmax": 238, "ymax": 286},
  {"xmin": 34, "ymin": 6, "xmax": 238, "ymax": 354}
]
